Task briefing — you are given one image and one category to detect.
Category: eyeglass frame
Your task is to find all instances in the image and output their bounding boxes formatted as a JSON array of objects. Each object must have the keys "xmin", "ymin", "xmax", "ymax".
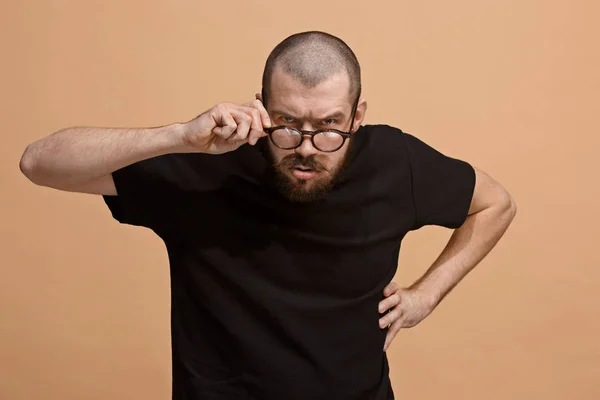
[{"xmin": 261, "ymin": 87, "xmax": 361, "ymax": 153}]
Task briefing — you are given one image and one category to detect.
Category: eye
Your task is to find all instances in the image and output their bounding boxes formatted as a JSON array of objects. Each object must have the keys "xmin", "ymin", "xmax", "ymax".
[
  {"xmin": 322, "ymin": 118, "xmax": 336, "ymax": 126},
  {"xmin": 282, "ymin": 116, "xmax": 295, "ymax": 123}
]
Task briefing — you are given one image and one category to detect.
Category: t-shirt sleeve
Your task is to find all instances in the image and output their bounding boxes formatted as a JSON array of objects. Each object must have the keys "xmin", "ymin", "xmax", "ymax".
[
  {"xmin": 402, "ymin": 132, "xmax": 476, "ymax": 230},
  {"xmin": 102, "ymin": 154, "xmax": 188, "ymax": 231}
]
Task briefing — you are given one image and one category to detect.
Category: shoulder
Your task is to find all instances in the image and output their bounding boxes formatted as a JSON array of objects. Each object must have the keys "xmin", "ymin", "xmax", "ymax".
[
  {"xmin": 355, "ymin": 124, "xmax": 419, "ymax": 151},
  {"xmin": 352, "ymin": 124, "xmax": 412, "ymax": 161},
  {"xmin": 356, "ymin": 124, "xmax": 452, "ymax": 160},
  {"xmin": 357, "ymin": 123, "xmax": 405, "ymax": 138},
  {"xmin": 341, "ymin": 124, "xmax": 412, "ymax": 184}
]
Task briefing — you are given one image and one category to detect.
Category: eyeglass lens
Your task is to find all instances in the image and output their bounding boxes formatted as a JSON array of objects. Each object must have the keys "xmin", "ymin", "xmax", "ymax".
[{"xmin": 271, "ymin": 128, "xmax": 344, "ymax": 151}]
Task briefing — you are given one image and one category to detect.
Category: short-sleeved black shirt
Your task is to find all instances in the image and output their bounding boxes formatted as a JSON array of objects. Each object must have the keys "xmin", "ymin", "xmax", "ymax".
[{"xmin": 103, "ymin": 124, "xmax": 475, "ymax": 400}]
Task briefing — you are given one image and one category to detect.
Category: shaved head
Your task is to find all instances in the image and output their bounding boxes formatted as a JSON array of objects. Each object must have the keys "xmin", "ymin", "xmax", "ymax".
[
  {"xmin": 261, "ymin": 31, "xmax": 361, "ymax": 106},
  {"xmin": 260, "ymin": 31, "xmax": 367, "ymax": 203}
]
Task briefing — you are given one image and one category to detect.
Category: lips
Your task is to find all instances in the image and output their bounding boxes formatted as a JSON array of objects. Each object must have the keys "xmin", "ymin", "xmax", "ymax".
[{"xmin": 292, "ymin": 166, "xmax": 318, "ymax": 180}]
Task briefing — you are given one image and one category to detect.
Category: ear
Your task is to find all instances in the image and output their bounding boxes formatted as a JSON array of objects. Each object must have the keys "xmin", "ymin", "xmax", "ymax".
[{"xmin": 352, "ymin": 97, "xmax": 368, "ymax": 133}]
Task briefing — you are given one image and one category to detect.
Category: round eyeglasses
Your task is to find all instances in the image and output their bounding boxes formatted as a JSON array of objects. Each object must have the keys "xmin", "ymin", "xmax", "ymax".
[
  {"xmin": 263, "ymin": 126, "xmax": 352, "ymax": 152},
  {"xmin": 260, "ymin": 86, "xmax": 361, "ymax": 152}
]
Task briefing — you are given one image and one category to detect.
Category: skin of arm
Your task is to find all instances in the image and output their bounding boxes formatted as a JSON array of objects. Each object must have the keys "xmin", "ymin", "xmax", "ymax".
[
  {"xmin": 19, "ymin": 100, "xmax": 270, "ymax": 195},
  {"xmin": 19, "ymin": 123, "xmax": 189, "ymax": 195},
  {"xmin": 410, "ymin": 166, "xmax": 517, "ymax": 307},
  {"xmin": 379, "ymin": 166, "xmax": 517, "ymax": 351}
]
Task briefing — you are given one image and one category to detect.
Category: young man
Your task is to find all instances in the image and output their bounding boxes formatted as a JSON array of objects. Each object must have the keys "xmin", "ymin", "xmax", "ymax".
[{"xmin": 20, "ymin": 31, "xmax": 516, "ymax": 400}]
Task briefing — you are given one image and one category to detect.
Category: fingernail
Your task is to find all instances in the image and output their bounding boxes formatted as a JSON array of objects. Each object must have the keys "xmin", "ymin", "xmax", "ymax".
[{"xmin": 378, "ymin": 304, "xmax": 384, "ymax": 312}]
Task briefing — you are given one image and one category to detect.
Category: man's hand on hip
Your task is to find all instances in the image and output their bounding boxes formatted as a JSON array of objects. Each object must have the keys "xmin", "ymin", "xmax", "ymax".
[{"xmin": 378, "ymin": 282, "xmax": 436, "ymax": 352}]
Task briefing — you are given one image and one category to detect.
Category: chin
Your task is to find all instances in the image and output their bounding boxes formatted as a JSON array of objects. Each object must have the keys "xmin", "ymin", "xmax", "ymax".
[
  {"xmin": 278, "ymin": 174, "xmax": 334, "ymax": 203},
  {"xmin": 284, "ymin": 189, "xmax": 328, "ymax": 203}
]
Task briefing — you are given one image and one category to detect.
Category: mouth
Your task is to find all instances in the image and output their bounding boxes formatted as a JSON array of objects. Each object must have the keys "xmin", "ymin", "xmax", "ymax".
[{"xmin": 291, "ymin": 165, "xmax": 318, "ymax": 180}]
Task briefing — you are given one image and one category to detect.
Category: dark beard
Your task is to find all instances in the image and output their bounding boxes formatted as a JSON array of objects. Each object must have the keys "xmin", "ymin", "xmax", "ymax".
[{"xmin": 261, "ymin": 139, "xmax": 355, "ymax": 203}]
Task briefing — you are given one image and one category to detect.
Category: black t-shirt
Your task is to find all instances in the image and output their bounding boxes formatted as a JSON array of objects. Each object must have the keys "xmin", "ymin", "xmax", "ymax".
[{"xmin": 103, "ymin": 124, "xmax": 475, "ymax": 400}]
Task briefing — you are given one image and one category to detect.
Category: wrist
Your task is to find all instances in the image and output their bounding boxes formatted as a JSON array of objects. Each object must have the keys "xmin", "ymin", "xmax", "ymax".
[
  {"xmin": 408, "ymin": 283, "xmax": 440, "ymax": 310},
  {"xmin": 163, "ymin": 122, "xmax": 196, "ymax": 154}
]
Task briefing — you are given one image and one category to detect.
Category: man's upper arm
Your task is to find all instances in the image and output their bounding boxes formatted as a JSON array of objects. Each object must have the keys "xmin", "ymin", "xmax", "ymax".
[{"xmin": 467, "ymin": 166, "xmax": 516, "ymax": 216}]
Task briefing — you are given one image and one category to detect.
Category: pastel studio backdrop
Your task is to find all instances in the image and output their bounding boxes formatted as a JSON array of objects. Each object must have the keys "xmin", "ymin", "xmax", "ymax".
[{"xmin": 1, "ymin": 1, "xmax": 598, "ymax": 399}]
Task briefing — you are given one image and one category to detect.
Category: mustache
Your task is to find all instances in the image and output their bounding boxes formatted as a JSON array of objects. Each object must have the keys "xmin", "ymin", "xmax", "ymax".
[{"xmin": 274, "ymin": 154, "xmax": 328, "ymax": 172}]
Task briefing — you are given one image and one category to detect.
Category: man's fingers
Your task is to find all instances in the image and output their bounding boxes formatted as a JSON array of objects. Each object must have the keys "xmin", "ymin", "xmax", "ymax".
[
  {"xmin": 383, "ymin": 282, "xmax": 399, "ymax": 297},
  {"xmin": 379, "ymin": 308, "xmax": 401, "ymax": 328},
  {"xmin": 212, "ymin": 102, "xmax": 270, "ymax": 146},
  {"xmin": 212, "ymin": 105, "xmax": 237, "ymax": 139},
  {"xmin": 246, "ymin": 105, "xmax": 264, "ymax": 145},
  {"xmin": 251, "ymin": 98, "xmax": 271, "ymax": 128},
  {"xmin": 378, "ymin": 293, "xmax": 401, "ymax": 314},
  {"xmin": 244, "ymin": 97, "xmax": 271, "ymax": 128},
  {"xmin": 239, "ymin": 103, "xmax": 269, "ymax": 145},
  {"xmin": 228, "ymin": 108, "xmax": 253, "ymax": 142},
  {"xmin": 383, "ymin": 321, "xmax": 403, "ymax": 352}
]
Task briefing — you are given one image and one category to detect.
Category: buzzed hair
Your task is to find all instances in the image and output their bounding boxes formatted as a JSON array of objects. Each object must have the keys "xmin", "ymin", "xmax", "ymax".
[{"xmin": 261, "ymin": 31, "xmax": 361, "ymax": 107}]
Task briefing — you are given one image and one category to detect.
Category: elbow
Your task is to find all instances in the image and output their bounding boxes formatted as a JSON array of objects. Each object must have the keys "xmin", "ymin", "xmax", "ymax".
[
  {"xmin": 490, "ymin": 188, "xmax": 517, "ymax": 221},
  {"xmin": 510, "ymin": 197, "xmax": 517, "ymax": 218},
  {"xmin": 504, "ymin": 192, "xmax": 517, "ymax": 220},
  {"xmin": 19, "ymin": 144, "xmax": 42, "ymax": 185}
]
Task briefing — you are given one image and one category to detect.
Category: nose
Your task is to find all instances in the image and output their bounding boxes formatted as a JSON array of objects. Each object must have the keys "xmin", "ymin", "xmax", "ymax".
[{"xmin": 294, "ymin": 134, "xmax": 319, "ymax": 158}]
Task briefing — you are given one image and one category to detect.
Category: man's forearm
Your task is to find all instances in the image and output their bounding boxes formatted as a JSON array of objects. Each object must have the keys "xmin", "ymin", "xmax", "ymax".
[
  {"xmin": 410, "ymin": 199, "xmax": 517, "ymax": 307},
  {"xmin": 20, "ymin": 123, "xmax": 188, "ymax": 188}
]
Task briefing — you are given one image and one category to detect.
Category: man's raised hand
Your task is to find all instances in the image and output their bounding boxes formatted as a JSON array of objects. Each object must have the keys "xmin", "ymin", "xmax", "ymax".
[{"xmin": 181, "ymin": 100, "xmax": 271, "ymax": 155}]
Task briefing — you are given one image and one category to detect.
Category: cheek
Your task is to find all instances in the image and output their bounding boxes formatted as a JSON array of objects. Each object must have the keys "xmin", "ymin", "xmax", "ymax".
[
  {"xmin": 268, "ymin": 143, "xmax": 291, "ymax": 164},
  {"xmin": 324, "ymin": 153, "xmax": 344, "ymax": 168}
]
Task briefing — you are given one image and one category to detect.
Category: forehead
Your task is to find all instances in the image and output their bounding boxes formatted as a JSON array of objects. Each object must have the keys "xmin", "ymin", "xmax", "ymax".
[{"xmin": 267, "ymin": 67, "xmax": 353, "ymax": 117}]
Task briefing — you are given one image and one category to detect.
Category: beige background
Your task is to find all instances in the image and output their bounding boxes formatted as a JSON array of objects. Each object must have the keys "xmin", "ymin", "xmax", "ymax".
[{"xmin": 2, "ymin": 0, "xmax": 599, "ymax": 399}]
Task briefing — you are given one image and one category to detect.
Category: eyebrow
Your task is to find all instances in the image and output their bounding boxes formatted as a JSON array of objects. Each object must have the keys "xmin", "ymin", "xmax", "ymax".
[
  {"xmin": 271, "ymin": 110, "xmax": 347, "ymax": 121},
  {"xmin": 318, "ymin": 111, "xmax": 346, "ymax": 120}
]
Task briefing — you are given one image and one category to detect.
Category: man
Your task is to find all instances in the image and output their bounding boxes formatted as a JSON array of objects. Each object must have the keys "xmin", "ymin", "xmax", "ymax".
[{"xmin": 20, "ymin": 31, "xmax": 517, "ymax": 399}]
